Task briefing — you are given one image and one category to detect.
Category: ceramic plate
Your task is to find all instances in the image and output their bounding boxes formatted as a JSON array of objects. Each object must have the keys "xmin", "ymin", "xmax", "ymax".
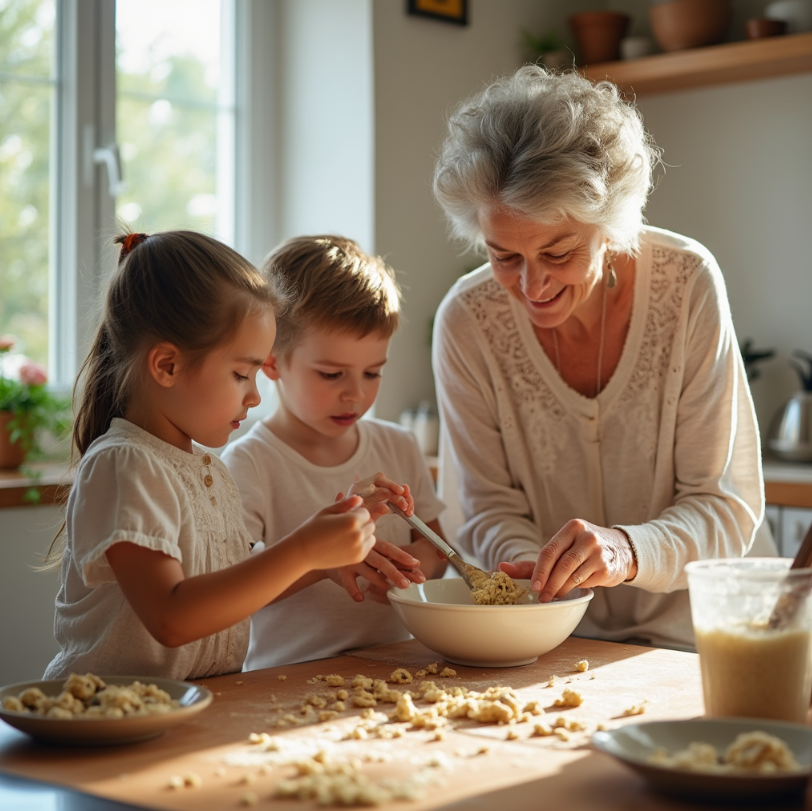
[
  {"xmin": 593, "ymin": 717, "xmax": 812, "ymax": 801},
  {"xmin": 0, "ymin": 676, "xmax": 212, "ymax": 746}
]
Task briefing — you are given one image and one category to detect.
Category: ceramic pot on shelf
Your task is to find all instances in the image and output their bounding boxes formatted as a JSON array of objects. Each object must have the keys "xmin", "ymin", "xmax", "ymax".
[
  {"xmin": 0, "ymin": 411, "xmax": 26, "ymax": 470},
  {"xmin": 568, "ymin": 11, "xmax": 630, "ymax": 65},
  {"xmin": 649, "ymin": 0, "xmax": 732, "ymax": 52}
]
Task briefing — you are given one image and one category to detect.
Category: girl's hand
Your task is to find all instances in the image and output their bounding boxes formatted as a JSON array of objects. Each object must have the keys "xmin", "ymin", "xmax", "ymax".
[
  {"xmin": 341, "ymin": 472, "xmax": 414, "ymax": 518},
  {"xmin": 296, "ymin": 495, "xmax": 376, "ymax": 569},
  {"xmin": 499, "ymin": 520, "xmax": 637, "ymax": 603},
  {"xmin": 327, "ymin": 539, "xmax": 425, "ymax": 604}
]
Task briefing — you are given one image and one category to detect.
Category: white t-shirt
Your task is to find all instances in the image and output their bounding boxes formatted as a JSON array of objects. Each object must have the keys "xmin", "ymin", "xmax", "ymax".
[
  {"xmin": 44, "ymin": 419, "xmax": 252, "ymax": 680},
  {"xmin": 433, "ymin": 227, "xmax": 765, "ymax": 650},
  {"xmin": 221, "ymin": 418, "xmax": 444, "ymax": 670}
]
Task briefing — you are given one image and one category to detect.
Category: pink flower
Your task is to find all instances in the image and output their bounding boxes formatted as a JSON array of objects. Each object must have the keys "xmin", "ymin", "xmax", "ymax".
[
  {"xmin": 18, "ymin": 361, "xmax": 48, "ymax": 386},
  {"xmin": 0, "ymin": 335, "xmax": 15, "ymax": 352}
]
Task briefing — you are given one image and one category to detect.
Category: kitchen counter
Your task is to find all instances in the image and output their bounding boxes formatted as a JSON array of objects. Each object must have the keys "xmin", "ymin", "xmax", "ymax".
[
  {"xmin": 764, "ymin": 459, "xmax": 812, "ymax": 509},
  {"xmin": 0, "ymin": 636, "xmax": 803, "ymax": 811}
]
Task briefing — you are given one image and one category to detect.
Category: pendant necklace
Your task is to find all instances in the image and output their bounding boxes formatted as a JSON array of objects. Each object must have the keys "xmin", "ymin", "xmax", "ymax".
[{"xmin": 551, "ymin": 257, "xmax": 614, "ymax": 398}]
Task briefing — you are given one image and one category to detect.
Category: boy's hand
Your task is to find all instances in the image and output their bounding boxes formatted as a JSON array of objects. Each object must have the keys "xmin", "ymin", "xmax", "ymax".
[
  {"xmin": 296, "ymin": 496, "xmax": 375, "ymax": 569},
  {"xmin": 341, "ymin": 472, "xmax": 415, "ymax": 518},
  {"xmin": 327, "ymin": 539, "xmax": 426, "ymax": 604}
]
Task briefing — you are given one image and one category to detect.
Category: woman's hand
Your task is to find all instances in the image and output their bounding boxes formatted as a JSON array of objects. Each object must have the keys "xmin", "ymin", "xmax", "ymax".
[
  {"xmin": 327, "ymin": 538, "xmax": 425, "ymax": 604},
  {"xmin": 342, "ymin": 472, "xmax": 414, "ymax": 518},
  {"xmin": 499, "ymin": 519, "xmax": 637, "ymax": 603}
]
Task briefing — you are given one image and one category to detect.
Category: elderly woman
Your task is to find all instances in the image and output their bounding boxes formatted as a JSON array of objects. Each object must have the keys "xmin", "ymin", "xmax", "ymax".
[{"xmin": 431, "ymin": 66, "xmax": 765, "ymax": 650}]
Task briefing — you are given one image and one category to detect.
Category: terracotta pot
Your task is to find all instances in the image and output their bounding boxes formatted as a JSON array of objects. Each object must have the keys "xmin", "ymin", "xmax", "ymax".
[
  {"xmin": 0, "ymin": 411, "xmax": 26, "ymax": 469},
  {"xmin": 650, "ymin": 0, "xmax": 732, "ymax": 52},
  {"xmin": 568, "ymin": 11, "xmax": 630, "ymax": 65},
  {"xmin": 746, "ymin": 17, "xmax": 787, "ymax": 39}
]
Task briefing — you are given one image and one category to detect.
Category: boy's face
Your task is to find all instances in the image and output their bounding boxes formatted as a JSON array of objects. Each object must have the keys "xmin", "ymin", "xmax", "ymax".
[{"xmin": 267, "ymin": 327, "xmax": 390, "ymax": 441}]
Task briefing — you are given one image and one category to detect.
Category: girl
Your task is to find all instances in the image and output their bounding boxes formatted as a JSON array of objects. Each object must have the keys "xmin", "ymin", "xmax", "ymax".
[{"xmin": 43, "ymin": 230, "xmax": 393, "ymax": 681}]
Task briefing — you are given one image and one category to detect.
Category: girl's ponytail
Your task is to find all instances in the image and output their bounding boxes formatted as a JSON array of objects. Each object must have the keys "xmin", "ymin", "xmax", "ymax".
[{"xmin": 72, "ymin": 322, "xmax": 126, "ymax": 456}]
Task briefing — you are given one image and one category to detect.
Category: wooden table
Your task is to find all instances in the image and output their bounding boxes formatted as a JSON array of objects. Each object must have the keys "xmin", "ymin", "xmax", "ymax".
[{"xmin": 0, "ymin": 637, "xmax": 805, "ymax": 810}]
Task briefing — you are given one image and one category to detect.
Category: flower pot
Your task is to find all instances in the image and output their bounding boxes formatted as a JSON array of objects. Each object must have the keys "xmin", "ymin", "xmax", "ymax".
[
  {"xmin": 746, "ymin": 17, "xmax": 787, "ymax": 39},
  {"xmin": 569, "ymin": 11, "xmax": 630, "ymax": 65},
  {"xmin": 649, "ymin": 0, "xmax": 731, "ymax": 52},
  {"xmin": 0, "ymin": 411, "xmax": 26, "ymax": 469}
]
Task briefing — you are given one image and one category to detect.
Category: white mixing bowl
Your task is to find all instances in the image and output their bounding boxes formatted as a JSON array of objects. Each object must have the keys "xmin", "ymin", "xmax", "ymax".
[{"xmin": 387, "ymin": 578, "xmax": 593, "ymax": 667}]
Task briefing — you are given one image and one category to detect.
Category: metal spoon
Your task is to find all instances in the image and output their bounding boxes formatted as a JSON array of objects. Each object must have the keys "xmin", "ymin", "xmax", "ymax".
[
  {"xmin": 767, "ymin": 520, "xmax": 812, "ymax": 630},
  {"xmin": 387, "ymin": 503, "xmax": 485, "ymax": 590}
]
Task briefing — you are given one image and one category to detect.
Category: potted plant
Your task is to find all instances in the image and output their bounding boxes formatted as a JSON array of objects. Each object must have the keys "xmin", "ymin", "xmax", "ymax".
[
  {"xmin": 0, "ymin": 335, "xmax": 70, "ymax": 471},
  {"xmin": 520, "ymin": 27, "xmax": 572, "ymax": 70}
]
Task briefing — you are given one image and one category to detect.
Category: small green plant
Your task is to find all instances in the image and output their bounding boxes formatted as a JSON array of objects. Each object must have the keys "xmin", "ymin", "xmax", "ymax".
[
  {"xmin": 521, "ymin": 27, "xmax": 568, "ymax": 58},
  {"xmin": 739, "ymin": 338, "xmax": 775, "ymax": 383},
  {"xmin": 0, "ymin": 335, "xmax": 70, "ymax": 502},
  {"xmin": 791, "ymin": 349, "xmax": 812, "ymax": 392}
]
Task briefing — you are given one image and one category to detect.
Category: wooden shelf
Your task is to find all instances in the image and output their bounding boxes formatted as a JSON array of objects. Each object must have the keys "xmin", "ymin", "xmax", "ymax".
[
  {"xmin": 0, "ymin": 462, "xmax": 72, "ymax": 509},
  {"xmin": 582, "ymin": 32, "xmax": 812, "ymax": 95}
]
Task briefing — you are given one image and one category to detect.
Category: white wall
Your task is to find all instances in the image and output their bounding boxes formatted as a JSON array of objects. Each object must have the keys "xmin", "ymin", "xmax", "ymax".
[
  {"xmin": 0, "ymin": 506, "xmax": 62, "ymax": 684},
  {"xmin": 274, "ymin": 0, "xmax": 375, "ymax": 253},
  {"xmin": 637, "ymin": 73, "xmax": 812, "ymax": 442},
  {"xmin": 371, "ymin": 0, "xmax": 593, "ymax": 420}
]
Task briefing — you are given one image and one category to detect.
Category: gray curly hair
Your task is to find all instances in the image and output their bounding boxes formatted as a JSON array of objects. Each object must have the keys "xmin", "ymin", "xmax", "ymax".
[{"xmin": 433, "ymin": 66, "xmax": 662, "ymax": 255}]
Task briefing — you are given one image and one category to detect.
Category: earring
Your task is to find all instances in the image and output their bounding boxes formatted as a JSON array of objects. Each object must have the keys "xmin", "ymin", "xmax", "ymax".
[{"xmin": 606, "ymin": 256, "xmax": 617, "ymax": 289}]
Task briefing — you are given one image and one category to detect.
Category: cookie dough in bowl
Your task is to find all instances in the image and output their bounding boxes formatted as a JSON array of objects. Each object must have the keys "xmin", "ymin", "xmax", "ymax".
[{"xmin": 387, "ymin": 578, "xmax": 593, "ymax": 667}]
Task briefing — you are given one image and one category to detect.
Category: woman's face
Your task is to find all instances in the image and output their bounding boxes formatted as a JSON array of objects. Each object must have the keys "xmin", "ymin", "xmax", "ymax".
[{"xmin": 478, "ymin": 205, "xmax": 606, "ymax": 331}]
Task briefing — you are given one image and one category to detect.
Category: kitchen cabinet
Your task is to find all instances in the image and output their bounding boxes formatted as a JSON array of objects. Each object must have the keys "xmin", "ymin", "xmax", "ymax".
[
  {"xmin": 780, "ymin": 506, "xmax": 812, "ymax": 558},
  {"xmin": 582, "ymin": 31, "xmax": 812, "ymax": 95},
  {"xmin": 763, "ymin": 460, "xmax": 812, "ymax": 557}
]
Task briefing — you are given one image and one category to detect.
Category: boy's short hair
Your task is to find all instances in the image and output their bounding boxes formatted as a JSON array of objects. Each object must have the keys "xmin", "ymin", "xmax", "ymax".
[{"xmin": 261, "ymin": 235, "xmax": 401, "ymax": 357}]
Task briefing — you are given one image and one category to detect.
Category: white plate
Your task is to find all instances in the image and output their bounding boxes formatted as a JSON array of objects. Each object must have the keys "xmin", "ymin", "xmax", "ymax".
[
  {"xmin": 0, "ymin": 676, "xmax": 212, "ymax": 746},
  {"xmin": 593, "ymin": 717, "xmax": 812, "ymax": 801}
]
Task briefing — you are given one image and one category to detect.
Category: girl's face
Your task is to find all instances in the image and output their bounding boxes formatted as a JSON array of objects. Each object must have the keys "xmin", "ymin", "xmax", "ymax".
[
  {"xmin": 478, "ymin": 205, "xmax": 606, "ymax": 331},
  {"xmin": 266, "ymin": 326, "xmax": 389, "ymax": 456},
  {"xmin": 165, "ymin": 309, "xmax": 277, "ymax": 451}
]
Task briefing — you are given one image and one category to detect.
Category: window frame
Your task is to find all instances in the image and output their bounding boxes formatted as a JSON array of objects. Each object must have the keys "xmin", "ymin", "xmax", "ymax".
[{"xmin": 50, "ymin": 0, "xmax": 261, "ymax": 391}]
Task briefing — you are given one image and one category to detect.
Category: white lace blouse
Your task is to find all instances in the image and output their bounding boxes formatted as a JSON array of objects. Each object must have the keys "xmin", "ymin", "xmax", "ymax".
[
  {"xmin": 44, "ymin": 418, "xmax": 252, "ymax": 680},
  {"xmin": 433, "ymin": 226, "xmax": 764, "ymax": 649}
]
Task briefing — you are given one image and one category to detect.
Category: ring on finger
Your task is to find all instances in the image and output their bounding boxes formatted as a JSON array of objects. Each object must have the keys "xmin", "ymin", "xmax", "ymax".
[{"xmin": 572, "ymin": 573, "xmax": 582, "ymax": 586}]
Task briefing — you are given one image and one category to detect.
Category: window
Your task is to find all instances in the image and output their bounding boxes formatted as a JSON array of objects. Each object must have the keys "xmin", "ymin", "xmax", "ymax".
[
  {"xmin": 0, "ymin": 0, "xmax": 242, "ymax": 388},
  {"xmin": 115, "ymin": 0, "xmax": 234, "ymax": 238},
  {"xmin": 0, "ymin": 0, "xmax": 56, "ymax": 369}
]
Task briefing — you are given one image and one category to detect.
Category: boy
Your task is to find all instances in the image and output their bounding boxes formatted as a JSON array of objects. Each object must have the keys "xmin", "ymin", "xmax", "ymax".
[{"xmin": 222, "ymin": 235, "xmax": 447, "ymax": 670}]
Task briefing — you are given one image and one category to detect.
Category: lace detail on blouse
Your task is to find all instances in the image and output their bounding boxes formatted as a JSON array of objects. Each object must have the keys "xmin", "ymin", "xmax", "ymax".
[{"xmin": 459, "ymin": 245, "xmax": 702, "ymax": 472}]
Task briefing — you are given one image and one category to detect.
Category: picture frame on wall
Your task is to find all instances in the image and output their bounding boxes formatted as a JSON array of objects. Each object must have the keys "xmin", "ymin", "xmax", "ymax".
[{"xmin": 407, "ymin": 0, "xmax": 468, "ymax": 27}]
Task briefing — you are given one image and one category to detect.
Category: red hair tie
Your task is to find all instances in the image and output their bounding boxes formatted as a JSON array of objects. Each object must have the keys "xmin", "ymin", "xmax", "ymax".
[{"xmin": 119, "ymin": 232, "xmax": 148, "ymax": 261}]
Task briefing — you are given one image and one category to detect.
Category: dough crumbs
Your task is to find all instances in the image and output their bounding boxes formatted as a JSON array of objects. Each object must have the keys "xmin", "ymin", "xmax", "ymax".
[
  {"xmin": 438, "ymin": 667, "xmax": 456, "ymax": 678},
  {"xmin": 389, "ymin": 668, "xmax": 413, "ymax": 684},
  {"xmin": 575, "ymin": 660, "xmax": 589, "ymax": 672},
  {"xmin": 648, "ymin": 731, "xmax": 802, "ymax": 774},
  {"xmin": 167, "ymin": 775, "xmax": 184, "ymax": 790},
  {"xmin": 325, "ymin": 674, "xmax": 345, "ymax": 687},
  {"xmin": 553, "ymin": 688, "xmax": 584, "ymax": 708},
  {"xmin": 622, "ymin": 701, "xmax": 647, "ymax": 716},
  {"xmin": 466, "ymin": 567, "xmax": 528, "ymax": 605},
  {"xmin": 183, "ymin": 773, "xmax": 202, "ymax": 788},
  {"xmin": 546, "ymin": 675, "xmax": 557, "ymax": 688},
  {"xmin": 277, "ymin": 675, "xmax": 287, "ymax": 681},
  {"xmin": 3, "ymin": 673, "xmax": 179, "ymax": 719},
  {"xmin": 240, "ymin": 792, "xmax": 259, "ymax": 807},
  {"xmin": 274, "ymin": 755, "xmax": 424, "ymax": 806}
]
